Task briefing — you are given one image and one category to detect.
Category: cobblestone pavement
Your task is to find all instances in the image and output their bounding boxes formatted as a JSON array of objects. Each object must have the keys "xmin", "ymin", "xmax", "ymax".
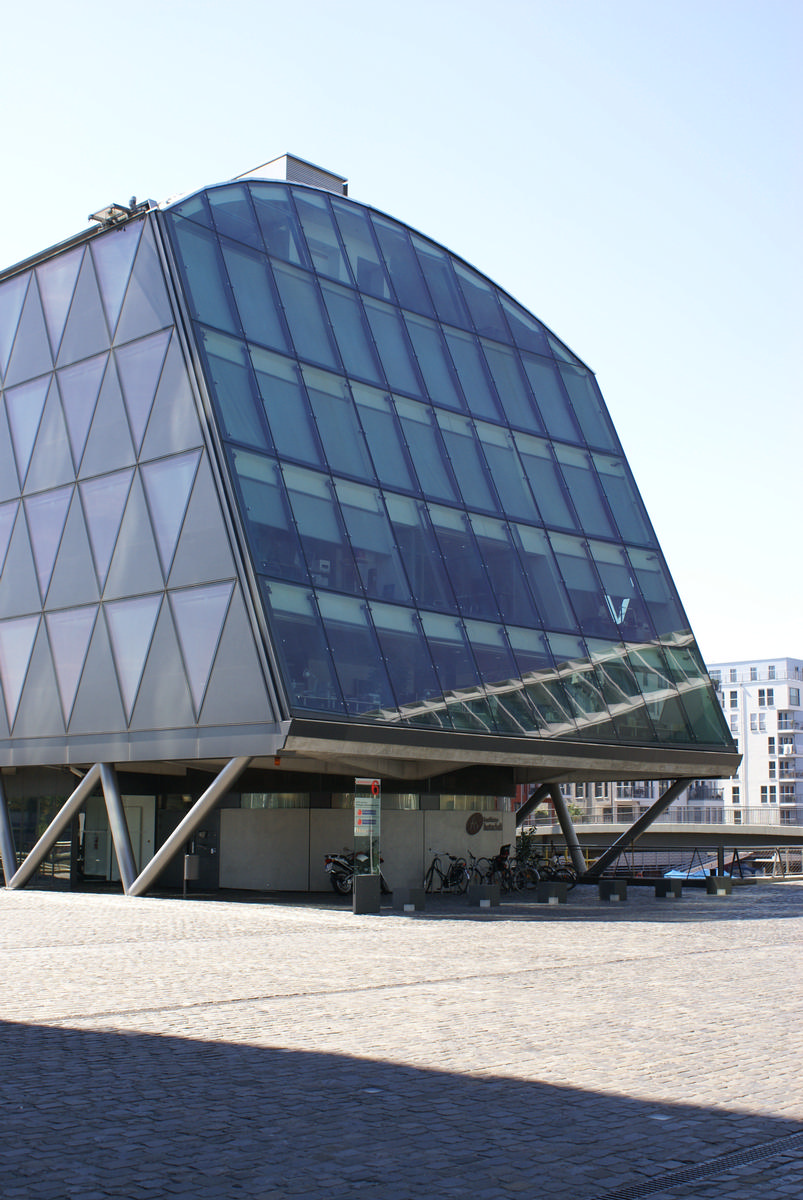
[{"xmin": 0, "ymin": 880, "xmax": 801, "ymax": 1199}]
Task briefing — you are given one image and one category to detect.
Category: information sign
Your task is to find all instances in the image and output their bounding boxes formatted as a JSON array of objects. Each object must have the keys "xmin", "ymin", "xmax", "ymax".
[{"xmin": 354, "ymin": 777, "xmax": 381, "ymax": 875}]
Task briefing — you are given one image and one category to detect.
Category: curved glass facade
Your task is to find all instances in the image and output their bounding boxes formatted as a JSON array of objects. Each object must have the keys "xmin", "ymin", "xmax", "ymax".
[{"xmin": 164, "ymin": 182, "xmax": 731, "ymax": 749}]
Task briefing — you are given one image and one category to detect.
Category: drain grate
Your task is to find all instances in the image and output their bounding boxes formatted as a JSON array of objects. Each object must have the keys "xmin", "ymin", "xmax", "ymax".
[{"xmin": 590, "ymin": 1130, "xmax": 803, "ymax": 1199}]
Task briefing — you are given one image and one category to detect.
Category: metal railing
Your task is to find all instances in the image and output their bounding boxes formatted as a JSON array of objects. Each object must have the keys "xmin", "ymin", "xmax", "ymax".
[{"xmin": 525, "ymin": 806, "xmax": 803, "ymax": 828}]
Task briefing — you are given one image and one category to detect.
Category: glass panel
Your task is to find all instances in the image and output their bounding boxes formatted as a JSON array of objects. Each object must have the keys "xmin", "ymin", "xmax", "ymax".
[
  {"xmin": 112, "ymin": 223, "xmax": 172, "ymax": 345},
  {"xmin": 80, "ymin": 469, "xmax": 134, "ymax": 584},
  {"xmin": 57, "ymin": 354, "xmax": 108, "ymax": 468},
  {"xmin": 301, "ymin": 366, "xmax": 374, "ymax": 479},
  {"xmin": 476, "ymin": 422, "xmax": 537, "ymax": 521},
  {"xmin": 283, "ymin": 465, "xmax": 356, "ymax": 595},
  {"xmin": 168, "ymin": 192, "xmax": 213, "ymax": 228},
  {"xmin": 428, "ymin": 503, "xmax": 498, "ymax": 620},
  {"xmin": 319, "ymin": 282, "xmax": 383, "ymax": 383},
  {"xmin": 115, "ymin": 329, "xmax": 171, "ymax": 451},
  {"xmin": 261, "ymin": 581, "xmax": 343, "ymax": 713},
  {"xmin": 627, "ymin": 548, "xmax": 688, "ymax": 638},
  {"xmin": 140, "ymin": 451, "xmax": 200, "ymax": 574},
  {"xmin": 293, "ymin": 191, "xmax": 350, "ymax": 282},
  {"xmin": 271, "ymin": 262, "xmax": 338, "ymax": 369},
  {"xmin": 207, "ymin": 185, "xmax": 261, "ymax": 249},
  {"xmin": 553, "ymin": 445, "xmax": 615, "ymax": 538},
  {"xmin": 228, "ymin": 448, "xmax": 305, "ymax": 582},
  {"xmin": 0, "ymin": 272, "xmax": 30, "ymax": 379},
  {"xmin": 251, "ymin": 346, "xmax": 322, "ymax": 466},
  {"xmin": 481, "ymin": 340, "xmax": 541, "ymax": 432},
  {"xmin": 24, "ymin": 486, "xmax": 72, "ymax": 596},
  {"xmin": 249, "ymin": 184, "xmax": 309, "ymax": 266},
  {"xmin": 394, "ymin": 397, "xmax": 457, "ymax": 502},
  {"xmin": 0, "ymin": 501, "xmax": 16, "ymax": 572},
  {"xmin": 5, "ymin": 377, "xmax": 49, "ymax": 484},
  {"xmin": 550, "ymin": 532, "xmax": 616, "ymax": 639},
  {"xmin": 317, "ymin": 591, "xmax": 395, "ymax": 714},
  {"xmin": 37, "ymin": 246, "xmax": 83, "ymax": 356},
  {"xmin": 453, "ymin": 263, "xmax": 508, "ymax": 340},
  {"xmin": 463, "ymin": 619, "xmax": 517, "ymax": 687},
  {"xmin": 91, "ymin": 224, "xmax": 141, "ymax": 333},
  {"xmin": 629, "ymin": 646, "xmax": 691, "ymax": 742},
  {"xmin": 331, "ymin": 199, "xmax": 392, "ymax": 299},
  {"xmin": 362, "ymin": 298, "xmax": 422, "ymax": 396},
  {"xmin": 105, "ymin": 594, "xmax": 161, "ymax": 717},
  {"xmin": 370, "ymin": 601, "xmax": 445, "ymax": 715},
  {"xmin": 548, "ymin": 638, "xmax": 612, "ymax": 738},
  {"xmin": 419, "ymin": 611, "xmax": 480, "ymax": 692},
  {"xmin": 351, "ymin": 383, "xmax": 415, "ymax": 491},
  {"xmin": 0, "ymin": 614, "xmax": 39, "ymax": 725},
  {"xmin": 385, "ymin": 494, "xmax": 455, "ymax": 613},
  {"xmin": 371, "ymin": 216, "xmax": 433, "ymax": 316},
  {"xmin": 404, "ymin": 314, "xmax": 464, "ymax": 411},
  {"xmin": 443, "ymin": 328, "xmax": 501, "ymax": 421},
  {"xmin": 521, "ymin": 352, "xmax": 581, "ymax": 443},
  {"xmin": 593, "ymin": 454, "xmax": 653, "ymax": 546},
  {"xmin": 200, "ymin": 328, "xmax": 270, "ymax": 450},
  {"xmin": 558, "ymin": 362, "xmax": 616, "ymax": 450},
  {"xmin": 435, "ymin": 410, "xmax": 496, "ymax": 511},
  {"xmin": 220, "ymin": 240, "xmax": 290, "ymax": 353},
  {"xmin": 513, "ymin": 432, "xmax": 576, "ymax": 529},
  {"xmin": 511, "ymin": 524, "xmax": 575, "ymax": 630},
  {"xmin": 468, "ymin": 512, "xmax": 538, "ymax": 626},
  {"xmin": 169, "ymin": 217, "xmax": 240, "ymax": 334},
  {"xmin": 506, "ymin": 624, "xmax": 552, "ymax": 675},
  {"xmin": 170, "ymin": 582, "xmax": 233, "ymax": 711},
  {"xmin": 3, "ymin": 277, "xmax": 53, "ymax": 386},
  {"xmin": 587, "ymin": 539, "xmax": 653, "ymax": 642},
  {"xmin": 411, "ymin": 237, "xmax": 469, "ymax": 327},
  {"xmin": 45, "ymin": 605, "xmax": 97, "ymax": 719},
  {"xmin": 522, "ymin": 671, "xmax": 577, "ymax": 736},
  {"xmin": 332, "ymin": 479, "xmax": 411, "ymax": 603},
  {"xmin": 499, "ymin": 295, "xmax": 550, "ymax": 355}
]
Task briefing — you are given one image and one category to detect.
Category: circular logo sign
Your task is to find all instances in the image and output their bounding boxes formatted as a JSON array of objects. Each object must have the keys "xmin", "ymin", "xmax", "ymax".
[{"xmin": 465, "ymin": 812, "xmax": 483, "ymax": 836}]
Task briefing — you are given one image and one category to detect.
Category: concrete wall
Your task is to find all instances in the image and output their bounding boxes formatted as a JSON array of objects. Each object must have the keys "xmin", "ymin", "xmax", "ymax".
[{"xmin": 220, "ymin": 807, "xmax": 515, "ymax": 893}]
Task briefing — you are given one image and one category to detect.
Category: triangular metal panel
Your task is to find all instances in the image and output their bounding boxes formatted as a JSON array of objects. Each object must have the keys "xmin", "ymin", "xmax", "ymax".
[
  {"xmin": 45, "ymin": 605, "xmax": 98, "ymax": 725},
  {"xmin": 90, "ymin": 221, "xmax": 142, "ymax": 336},
  {"xmin": 23, "ymin": 485, "xmax": 73, "ymax": 602},
  {"xmin": 104, "ymin": 593, "xmax": 162, "ymax": 720},
  {"xmin": 113, "ymin": 221, "xmax": 174, "ymax": 345},
  {"xmin": 167, "ymin": 454, "xmax": 236, "ymax": 588},
  {"xmin": 115, "ymin": 329, "xmax": 171, "ymax": 453},
  {"xmin": 0, "ymin": 510, "xmax": 41, "ymax": 618},
  {"xmin": 36, "ymin": 246, "xmax": 84, "ymax": 360},
  {"xmin": 24, "ymin": 378, "xmax": 75, "ymax": 494},
  {"xmin": 78, "ymin": 358, "xmax": 136, "ymax": 478},
  {"xmin": 0, "ymin": 676, "xmax": 8, "ymax": 739},
  {"xmin": 198, "ymin": 587, "xmax": 276, "ymax": 726},
  {"xmin": 0, "ymin": 271, "xmax": 30, "ymax": 383},
  {"xmin": 3, "ymin": 275, "xmax": 53, "ymax": 387},
  {"xmin": 80, "ymin": 468, "xmax": 135, "ymax": 590},
  {"xmin": 4, "ymin": 376, "xmax": 50, "ymax": 487},
  {"xmin": 170, "ymin": 582, "xmax": 234, "ymax": 716},
  {"xmin": 0, "ymin": 404, "xmax": 20, "ymax": 501},
  {"xmin": 45, "ymin": 492, "xmax": 102, "ymax": 609},
  {"xmin": 128, "ymin": 599, "xmax": 195, "ymax": 731},
  {"xmin": 67, "ymin": 608, "xmax": 127, "ymax": 734},
  {"xmin": 0, "ymin": 614, "xmax": 40, "ymax": 729},
  {"xmin": 102, "ymin": 472, "xmax": 165, "ymax": 599},
  {"xmin": 56, "ymin": 252, "xmax": 111, "ymax": 368},
  {"xmin": 139, "ymin": 334, "xmax": 203, "ymax": 460},
  {"xmin": 0, "ymin": 501, "xmax": 16, "ymax": 575},
  {"xmin": 57, "ymin": 353, "xmax": 108, "ymax": 472},
  {"xmin": 11, "ymin": 620, "xmax": 65, "ymax": 738},
  {"xmin": 141, "ymin": 450, "xmax": 200, "ymax": 577}
]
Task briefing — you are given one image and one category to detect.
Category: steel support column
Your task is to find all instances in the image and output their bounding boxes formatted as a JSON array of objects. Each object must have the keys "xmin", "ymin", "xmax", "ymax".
[
  {"xmin": 548, "ymin": 785, "xmax": 587, "ymax": 878},
  {"xmin": 583, "ymin": 778, "xmax": 693, "ymax": 879},
  {"xmin": 7, "ymin": 764, "xmax": 102, "ymax": 890},
  {"xmin": 515, "ymin": 783, "xmax": 551, "ymax": 827},
  {"xmin": 0, "ymin": 774, "xmax": 17, "ymax": 886},
  {"xmin": 127, "ymin": 756, "xmax": 252, "ymax": 897},
  {"xmin": 99, "ymin": 763, "xmax": 137, "ymax": 895}
]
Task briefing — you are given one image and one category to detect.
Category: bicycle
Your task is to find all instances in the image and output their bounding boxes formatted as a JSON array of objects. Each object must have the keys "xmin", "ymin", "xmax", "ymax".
[{"xmin": 423, "ymin": 850, "xmax": 470, "ymax": 894}]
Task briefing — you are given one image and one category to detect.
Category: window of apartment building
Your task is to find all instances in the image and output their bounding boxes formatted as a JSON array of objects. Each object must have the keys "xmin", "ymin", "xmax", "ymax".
[
  {"xmin": 733, "ymin": 810, "xmax": 742, "ymax": 824},
  {"xmin": 791, "ymin": 687, "xmax": 800, "ymax": 706},
  {"xmin": 780, "ymin": 784, "xmax": 796, "ymax": 802},
  {"xmin": 709, "ymin": 669, "xmax": 721, "ymax": 684},
  {"xmin": 730, "ymin": 715, "xmax": 738, "ymax": 732},
  {"xmin": 595, "ymin": 782, "xmax": 604, "ymax": 798},
  {"xmin": 729, "ymin": 691, "xmax": 737, "ymax": 708},
  {"xmin": 760, "ymin": 785, "xmax": 777, "ymax": 803},
  {"xmin": 731, "ymin": 785, "xmax": 740, "ymax": 804},
  {"xmin": 768, "ymin": 665, "xmax": 776, "ymax": 680},
  {"xmin": 750, "ymin": 667, "xmax": 758, "ymax": 681},
  {"xmin": 759, "ymin": 713, "xmax": 766, "ymax": 731},
  {"xmin": 758, "ymin": 688, "xmax": 774, "ymax": 707},
  {"xmin": 769, "ymin": 760, "xmax": 776, "ymax": 778},
  {"xmin": 574, "ymin": 783, "xmax": 585, "ymax": 799},
  {"xmin": 729, "ymin": 668, "xmax": 737, "ymax": 682},
  {"xmin": 779, "ymin": 711, "xmax": 793, "ymax": 730}
]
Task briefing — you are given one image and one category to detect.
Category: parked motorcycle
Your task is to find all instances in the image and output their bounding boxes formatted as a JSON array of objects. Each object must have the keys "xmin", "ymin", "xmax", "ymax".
[{"xmin": 324, "ymin": 849, "xmax": 391, "ymax": 895}]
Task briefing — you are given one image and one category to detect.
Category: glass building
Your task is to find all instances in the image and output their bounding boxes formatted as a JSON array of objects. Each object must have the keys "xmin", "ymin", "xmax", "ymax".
[{"xmin": 0, "ymin": 155, "xmax": 738, "ymax": 894}]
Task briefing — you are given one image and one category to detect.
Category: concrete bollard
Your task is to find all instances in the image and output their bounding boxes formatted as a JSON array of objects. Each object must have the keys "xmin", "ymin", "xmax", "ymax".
[
  {"xmin": 536, "ymin": 881, "xmax": 569, "ymax": 905},
  {"xmin": 599, "ymin": 879, "xmax": 627, "ymax": 902},
  {"xmin": 353, "ymin": 873, "xmax": 382, "ymax": 914},
  {"xmin": 654, "ymin": 879, "xmax": 683, "ymax": 898},
  {"xmin": 706, "ymin": 875, "xmax": 733, "ymax": 897},
  {"xmin": 393, "ymin": 887, "xmax": 426, "ymax": 913},
  {"xmin": 468, "ymin": 883, "xmax": 500, "ymax": 908}
]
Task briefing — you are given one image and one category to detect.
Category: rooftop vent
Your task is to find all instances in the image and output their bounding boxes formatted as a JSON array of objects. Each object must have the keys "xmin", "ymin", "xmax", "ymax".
[{"xmin": 235, "ymin": 154, "xmax": 348, "ymax": 196}]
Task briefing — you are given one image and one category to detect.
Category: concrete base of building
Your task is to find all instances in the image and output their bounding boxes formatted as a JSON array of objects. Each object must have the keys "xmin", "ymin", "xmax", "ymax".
[
  {"xmin": 599, "ymin": 879, "xmax": 628, "ymax": 902},
  {"xmin": 654, "ymin": 878, "xmax": 683, "ymax": 898}
]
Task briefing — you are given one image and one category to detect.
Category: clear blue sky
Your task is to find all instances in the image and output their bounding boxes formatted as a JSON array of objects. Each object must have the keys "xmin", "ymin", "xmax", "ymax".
[{"xmin": 2, "ymin": 0, "xmax": 800, "ymax": 663}]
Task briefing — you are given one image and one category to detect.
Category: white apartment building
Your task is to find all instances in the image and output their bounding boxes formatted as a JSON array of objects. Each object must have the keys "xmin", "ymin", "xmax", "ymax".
[{"xmin": 708, "ymin": 657, "xmax": 803, "ymax": 826}]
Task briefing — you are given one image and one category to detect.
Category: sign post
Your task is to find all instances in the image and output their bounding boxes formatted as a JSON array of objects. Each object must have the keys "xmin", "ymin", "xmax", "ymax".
[{"xmin": 354, "ymin": 777, "xmax": 381, "ymax": 876}]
